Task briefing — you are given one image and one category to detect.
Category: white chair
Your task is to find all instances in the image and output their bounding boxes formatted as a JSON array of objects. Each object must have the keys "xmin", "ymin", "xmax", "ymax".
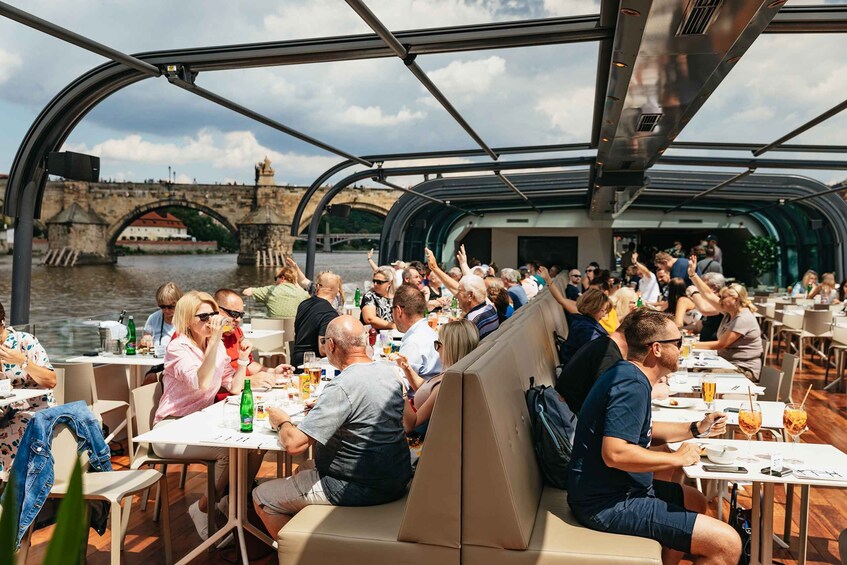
[
  {"xmin": 779, "ymin": 353, "xmax": 799, "ymax": 404},
  {"xmin": 825, "ymin": 325, "xmax": 847, "ymax": 392},
  {"xmin": 54, "ymin": 362, "xmax": 129, "ymax": 447},
  {"xmin": 251, "ymin": 317, "xmax": 293, "ymax": 364},
  {"xmin": 129, "ymin": 382, "xmax": 218, "ymax": 536},
  {"xmin": 787, "ymin": 309, "xmax": 832, "ymax": 370},
  {"xmin": 51, "ymin": 367, "xmax": 65, "ymax": 405},
  {"xmin": 18, "ymin": 423, "xmax": 172, "ymax": 565},
  {"xmin": 757, "ymin": 366, "xmax": 783, "ymax": 403}
]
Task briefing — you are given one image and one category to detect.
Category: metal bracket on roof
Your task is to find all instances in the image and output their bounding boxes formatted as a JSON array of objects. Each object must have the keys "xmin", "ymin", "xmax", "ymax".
[{"xmin": 403, "ymin": 51, "xmax": 417, "ymax": 66}]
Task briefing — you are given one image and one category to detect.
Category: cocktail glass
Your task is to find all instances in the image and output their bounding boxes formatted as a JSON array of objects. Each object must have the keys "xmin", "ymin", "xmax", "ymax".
[
  {"xmin": 783, "ymin": 403, "xmax": 808, "ymax": 465},
  {"xmin": 738, "ymin": 402, "xmax": 762, "ymax": 462}
]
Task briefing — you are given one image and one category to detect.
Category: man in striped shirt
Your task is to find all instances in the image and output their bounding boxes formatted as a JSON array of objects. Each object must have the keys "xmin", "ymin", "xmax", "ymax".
[{"xmin": 458, "ymin": 274, "xmax": 499, "ymax": 339}]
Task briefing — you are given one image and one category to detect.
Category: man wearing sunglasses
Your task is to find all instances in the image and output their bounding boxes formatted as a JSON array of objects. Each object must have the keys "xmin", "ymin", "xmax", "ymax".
[
  {"xmin": 567, "ymin": 310, "xmax": 737, "ymax": 565},
  {"xmin": 565, "ymin": 269, "xmax": 582, "ymax": 300},
  {"xmin": 214, "ymin": 289, "xmax": 281, "ymax": 389}
]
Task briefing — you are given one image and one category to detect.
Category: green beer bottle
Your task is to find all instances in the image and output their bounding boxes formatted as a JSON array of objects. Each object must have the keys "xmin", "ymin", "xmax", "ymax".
[
  {"xmin": 240, "ymin": 378, "xmax": 254, "ymax": 433},
  {"xmin": 125, "ymin": 316, "xmax": 136, "ymax": 355},
  {"xmin": 354, "ymin": 288, "xmax": 362, "ymax": 308},
  {"xmin": 636, "ymin": 296, "xmax": 643, "ymax": 308}
]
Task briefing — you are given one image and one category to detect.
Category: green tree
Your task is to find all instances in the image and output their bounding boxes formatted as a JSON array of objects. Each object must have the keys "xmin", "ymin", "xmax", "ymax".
[{"xmin": 165, "ymin": 207, "xmax": 237, "ymax": 252}]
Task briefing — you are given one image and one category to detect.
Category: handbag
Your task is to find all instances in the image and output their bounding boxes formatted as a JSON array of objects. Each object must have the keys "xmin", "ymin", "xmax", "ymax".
[{"xmin": 729, "ymin": 483, "xmax": 753, "ymax": 565}]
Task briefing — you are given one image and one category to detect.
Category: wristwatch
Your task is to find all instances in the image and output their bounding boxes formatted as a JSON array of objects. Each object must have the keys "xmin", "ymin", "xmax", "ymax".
[
  {"xmin": 20, "ymin": 360, "xmax": 29, "ymax": 372},
  {"xmin": 689, "ymin": 421, "xmax": 700, "ymax": 437},
  {"xmin": 272, "ymin": 420, "xmax": 294, "ymax": 433}
]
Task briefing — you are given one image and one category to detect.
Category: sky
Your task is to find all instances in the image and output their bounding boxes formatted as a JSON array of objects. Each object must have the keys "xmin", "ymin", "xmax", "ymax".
[{"xmin": 0, "ymin": 0, "xmax": 845, "ymax": 189}]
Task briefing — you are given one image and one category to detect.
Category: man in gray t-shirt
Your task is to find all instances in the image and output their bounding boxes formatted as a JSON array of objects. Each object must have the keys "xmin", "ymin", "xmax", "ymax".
[{"xmin": 253, "ymin": 316, "xmax": 411, "ymax": 536}]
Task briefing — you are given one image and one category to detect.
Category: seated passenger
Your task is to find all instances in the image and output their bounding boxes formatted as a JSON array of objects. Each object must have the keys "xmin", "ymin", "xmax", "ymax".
[
  {"xmin": 143, "ymin": 281, "xmax": 182, "ymax": 349},
  {"xmin": 567, "ymin": 310, "xmax": 740, "ymax": 565},
  {"xmin": 809, "ymin": 272, "xmax": 840, "ymax": 304},
  {"xmin": 214, "ymin": 288, "xmax": 281, "ymax": 389},
  {"xmin": 360, "ymin": 266, "xmax": 395, "ymax": 330},
  {"xmin": 557, "ymin": 289, "xmax": 611, "ymax": 367},
  {"xmin": 665, "ymin": 278, "xmax": 701, "ymax": 330},
  {"xmin": 485, "ymin": 277, "xmax": 513, "ymax": 322},
  {"xmin": 0, "ymin": 301, "xmax": 57, "ymax": 482},
  {"xmin": 500, "ymin": 268, "xmax": 527, "ymax": 310},
  {"xmin": 565, "ymin": 269, "xmax": 583, "ymax": 300},
  {"xmin": 457, "ymin": 275, "xmax": 499, "ymax": 339},
  {"xmin": 254, "ymin": 316, "xmax": 412, "ymax": 537},
  {"xmin": 242, "ymin": 266, "xmax": 309, "ymax": 318},
  {"xmin": 290, "ymin": 272, "xmax": 342, "ymax": 368},
  {"xmin": 396, "ymin": 319, "xmax": 479, "ymax": 432},
  {"xmin": 152, "ymin": 290, "xmax": 261, "ymax": 540},
  {"xmin": 790, "ymin": 269, "xmax": 818, "ymax": 297},
  {"xmin": 393, "ymin": 284, "xmax": 442, "ymax": 379}
]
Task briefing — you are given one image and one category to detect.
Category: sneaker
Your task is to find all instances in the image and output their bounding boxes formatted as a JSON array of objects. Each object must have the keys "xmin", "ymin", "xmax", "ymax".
[{"xmin": 188, "ymin": 500, "xmax": 209, "ymax": 541}]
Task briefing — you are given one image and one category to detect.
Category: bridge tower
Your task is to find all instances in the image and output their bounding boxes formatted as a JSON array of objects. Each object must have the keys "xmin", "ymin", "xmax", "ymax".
[{"xmin": 238, "ymin": 157, "xmax": 295, "ymax": 265}]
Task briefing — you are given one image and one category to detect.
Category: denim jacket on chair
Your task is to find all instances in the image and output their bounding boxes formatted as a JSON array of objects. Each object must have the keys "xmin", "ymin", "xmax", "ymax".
[{"xmin": 1, "ymin": 401, "xmax": 112, "ymax": 548}]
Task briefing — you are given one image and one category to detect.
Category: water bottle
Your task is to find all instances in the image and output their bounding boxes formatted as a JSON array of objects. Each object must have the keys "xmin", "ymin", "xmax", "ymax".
[
  {"xmin": 636, "ymin": 296, "xmax": 643, "ymax": 308},
  {"xmin": 240, "ymin": 378, "xmax": 254, "ymax": 433},
  {"xmin": 354, "ymin": 288, "xmax": 362, "ymax": 308},
  {"xmin": 125, "ymin": 316, "xmax": 136, "ymax": 355}
]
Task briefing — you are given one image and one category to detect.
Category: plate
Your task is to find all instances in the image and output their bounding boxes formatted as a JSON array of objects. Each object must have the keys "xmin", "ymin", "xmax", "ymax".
[{"xmin": 652, "ymin": 398, "xmax": 698, "ymax": 409}]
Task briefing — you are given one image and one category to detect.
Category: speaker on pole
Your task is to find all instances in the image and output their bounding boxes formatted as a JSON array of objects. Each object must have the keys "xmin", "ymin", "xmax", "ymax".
[{"xmin": 46, "ymin": 151, "xmax": 100, "ymax": 182}]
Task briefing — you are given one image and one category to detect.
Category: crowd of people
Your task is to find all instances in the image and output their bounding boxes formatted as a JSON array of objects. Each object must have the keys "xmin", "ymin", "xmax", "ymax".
[{"xmin": 3, "ymin": 234, "xmax": 838, "ymax": 565}]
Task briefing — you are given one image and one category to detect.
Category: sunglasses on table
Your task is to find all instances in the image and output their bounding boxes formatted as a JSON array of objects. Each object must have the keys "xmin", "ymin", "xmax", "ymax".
[
  {"xmin": 433, "ymin": 340, "xmax": 442, "ymax": 352},
  {"xmin": 159, "ymin": 304, "xmax": 176, "ymax": 310},
  {"xmin": 220, "ymin": 306, "xmax": 245, "ymax": 319},
  {"xmin": 195, "ymin": 311, "xmax": 219, "ymax": 322}
]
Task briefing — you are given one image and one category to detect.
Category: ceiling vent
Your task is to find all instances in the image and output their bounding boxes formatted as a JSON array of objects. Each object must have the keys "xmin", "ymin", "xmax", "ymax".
[
  {"xmin": 636, "ymin": 113, "xmax": 662, "ymax": 132},
  {"xmin": 677, "ymin": 0, "xmax": 722, "ymax": 36}
]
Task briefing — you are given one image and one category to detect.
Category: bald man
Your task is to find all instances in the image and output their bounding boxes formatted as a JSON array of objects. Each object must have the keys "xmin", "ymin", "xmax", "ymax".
[
  {"xmin": 291, "ymin": 272, "xmax": 342, "ymax": 367},
  {"xmin": 254, "ymin": 316, "xmax": 411, "ymax": 537}
]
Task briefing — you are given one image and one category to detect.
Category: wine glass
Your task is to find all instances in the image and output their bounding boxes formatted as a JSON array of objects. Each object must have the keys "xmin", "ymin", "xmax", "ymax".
[
  {"xmin": 783, "ymin": 403, "xmax": 808, "ymax": 465},
  {"xmin": 303, "ymin": 351, "xmax": 316, "ymax": 368},
  {"xmin": 737, "ymin": 402, "xmax": 762, "ymax": 462}
]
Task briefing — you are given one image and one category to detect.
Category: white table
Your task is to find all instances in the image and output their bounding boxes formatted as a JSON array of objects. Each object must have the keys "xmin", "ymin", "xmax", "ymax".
[
  {"xmin": 0, "ymin": 388, "xmax": 49, "ymax": 408},
  {"xmin": 667, "ymin": 373, "xmax": 765, "ymax": 396},
  {"xmin": 135, "ymin": 399, "xmax": 301, "ymax": 564},
  {"xmin": 678, "ymin": 438, "xmax": 847, "ymax": 565},
  {"xmin": 65, "ymin": 353, "xmax": 160, "ymax": 389},
  {"xmin": 680, "ymin": 354, "xmax": 739, "ymax": 372},
  {"xmin": 652, "ymin": 400, "xmax": 785, "ymax": 430}
]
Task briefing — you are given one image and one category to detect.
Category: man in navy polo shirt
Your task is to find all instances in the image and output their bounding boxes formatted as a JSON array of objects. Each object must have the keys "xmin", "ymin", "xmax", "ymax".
[{"xmin": 567, "ymin": 310, "xmax": 740, "ymax": 565}]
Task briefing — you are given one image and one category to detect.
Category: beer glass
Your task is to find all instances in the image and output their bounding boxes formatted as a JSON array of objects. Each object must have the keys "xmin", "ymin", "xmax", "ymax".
[
  {"xmin": 701, "ymin": 375, "xmax": 716, "ymax": 410},
  {"xmin": 378, "ymin": 333, "xmax": 391, "ymax": 357}
]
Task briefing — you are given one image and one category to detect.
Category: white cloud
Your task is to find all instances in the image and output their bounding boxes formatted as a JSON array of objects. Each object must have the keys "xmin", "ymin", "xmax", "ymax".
[
  {"xmin": 0, "ymin": 49, "xmax": 22, "ymax": 84},
  {"xmin": 543, "ymin": 0, "xmax": 600, "ymax": 16},
  {"xmin": 337, "ymin": 105, "xmax": 426, "ymax": 126},
  {"xmin": 426, "ymin": 56, "xmax": 506, "ymax": 98},
  {"xmin": 730, "ymin": 106, "xmax": 775, "ymax": 123},
  {"xmin": 535, "ymin": 86, "xmax": 595, "ymax": 141}
]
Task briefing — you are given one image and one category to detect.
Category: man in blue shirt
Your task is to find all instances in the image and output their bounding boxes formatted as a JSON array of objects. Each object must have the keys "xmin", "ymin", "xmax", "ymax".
[
  {"xmin": 567, "ymin": 310, "xmax": 740, "ymax": 565},
  {"xmin": 500, "ymin": 268, "xmax": 528, "ymax": 310},
  {"xmin": 393, "ymin": 284, "xmax": 442, "ymax": 378},
  {"xmin": 655, "ymin": 251, "xmax": 698, "ymax": 287}
]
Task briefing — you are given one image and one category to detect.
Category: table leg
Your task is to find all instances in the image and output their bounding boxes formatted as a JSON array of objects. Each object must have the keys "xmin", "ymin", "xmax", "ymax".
[
  {"xmin": 798, "ymin": 485, "xmax": 810, "ymax": 565},
  {"xmin": 751, "ymin": 482, "xmax": 761, "ymax": 565},
  {"xmin": 783, "ymin": 483, "xmax": 794, "ymax": 545},
  {"xmin": 239, "ymin": 449, "xmax": 277, "ymax": 548},
  {"xmin": 235, "ymin": 449, "xmax": 250, "ymax": 563},
  {"xmin": 761, "ymin": 482, "xmax": 774, "ymax": 565},
  {"xmin": 174, "ymin": 447, "xmax": 240, "ymax": 565}
]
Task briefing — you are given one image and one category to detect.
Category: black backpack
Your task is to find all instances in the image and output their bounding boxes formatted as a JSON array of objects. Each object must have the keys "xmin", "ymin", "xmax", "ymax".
[
  {"xmin": 525, "ymin": 376, "xmax": 578, "ymax": 490},
  {"xmin": 553, "ymin": 331, "xmax": 568, "ymax": 367}
]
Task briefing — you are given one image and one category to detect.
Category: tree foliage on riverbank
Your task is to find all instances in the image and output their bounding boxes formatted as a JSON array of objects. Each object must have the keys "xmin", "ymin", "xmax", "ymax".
[{"xmin": 165, "ymin": 207, "xmax": 238, "ymax": 252}]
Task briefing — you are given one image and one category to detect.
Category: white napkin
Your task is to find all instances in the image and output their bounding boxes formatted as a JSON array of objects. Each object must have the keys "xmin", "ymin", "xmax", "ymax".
[{"xmin": 99, "ymin": 321, "xmax": 128, "ymax": 340}]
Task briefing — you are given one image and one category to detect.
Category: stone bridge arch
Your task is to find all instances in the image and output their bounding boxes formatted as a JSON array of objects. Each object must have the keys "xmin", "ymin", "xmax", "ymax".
[
  {"xmin": 297, "ymin": 199, "xmax": 390, "ymax": 235},
  {"xmin": 107, "ymin": 199, "xmax": 238, "ymax": 254}
]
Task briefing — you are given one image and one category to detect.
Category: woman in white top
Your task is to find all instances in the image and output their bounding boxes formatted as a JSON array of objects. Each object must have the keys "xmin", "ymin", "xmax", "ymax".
[
  {"xmin": 809, "ymin": 272, "xmax": 840, "ymax": 304},
  {"xmin": 395, "ymin": 319, "xmax": 479, "ymax": 433}
]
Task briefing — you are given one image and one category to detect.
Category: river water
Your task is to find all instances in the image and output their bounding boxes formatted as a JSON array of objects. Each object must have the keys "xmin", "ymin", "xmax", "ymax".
[{"xmin": 0, "ymin": 252, "xmax": 374, "ymax": 358}]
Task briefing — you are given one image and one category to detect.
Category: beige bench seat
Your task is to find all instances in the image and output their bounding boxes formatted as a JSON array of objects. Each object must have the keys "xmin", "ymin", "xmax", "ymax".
[
  {"xmin": 463, "ymin": 487, "xmax": 661, "ymax": 565},
  {"xmin": 278, "ymin": 496, "xmax": 458, "ymax": 565}
]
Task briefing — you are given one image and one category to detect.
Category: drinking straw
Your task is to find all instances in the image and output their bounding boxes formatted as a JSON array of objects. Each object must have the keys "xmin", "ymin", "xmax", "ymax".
[
  {"xmin": 747, "ymin": 386, "xmax": 754, "ymax": 413},
  {"xmin": 800, "ymin": 383, "xmax": 814, "ymax": 409}
]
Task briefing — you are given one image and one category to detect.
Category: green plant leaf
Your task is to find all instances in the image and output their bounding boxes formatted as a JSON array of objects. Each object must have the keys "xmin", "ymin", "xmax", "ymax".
[
  {"xmin": 0, "ymin": 476, "xmax": 18, "ymax": 565},
  {"xmin": 43, "ymin": 458, "xmax": 88, "ymax": 565}
]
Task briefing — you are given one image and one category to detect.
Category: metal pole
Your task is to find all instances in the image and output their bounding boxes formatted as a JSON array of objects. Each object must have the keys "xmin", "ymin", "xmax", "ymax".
[
  {"xmin": 344, "ymin": 0, "xmax": 498, "ymax": 160},
  {"xmin": 664, "ymin": 169, "xmax": 755, "ymax": 214},
  {"xmin": 168, "ymin": 77, "xmax": 373, "ymax": 167},
  {"xmin": 372, "ymin": 177, "xmax": 481, "ymax": 216},
  {"xmin": 0, "ymin": 1, "xmax": 160, "ymax": 77},
  {"xmin": 754, "ymin": 98, "xmax": 847, "ymax": 156},
  {"xmin": 10, "ymin": 181, "xmax": 36, "ymax": 325},
  {"xmin": 740, "ymin": 181, "xmax": 847, "ymax": 216},
  {"xmin": 495, "ymin": 171, "xmax": 540, "ymax": 213}
]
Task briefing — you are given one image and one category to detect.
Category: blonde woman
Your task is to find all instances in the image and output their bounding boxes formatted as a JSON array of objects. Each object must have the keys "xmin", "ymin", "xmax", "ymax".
[
  {"xmin": 688, "ymin": 259, "xmax": 762, "ymax": 378},
  {"xmin": 612, "ymin": 286, "xmax": 639, "ymax": 325},
  {"xmin": 152, "ymin": 291, "xmax": 254, "ymax": 540},
  {"xmin": 395, "ymin": 319, "xmax": 479, "ymax": 432},
  {"xmin": 360, "ymin": 266, "xmax": 395, "ymax": 330},
  {"xmin": 790, "ymin": 269, "xmax": 818, "ymax": 297},
  {"xmin": 809, "ymin": 272, "xmax": 840, "ymax": 304}
]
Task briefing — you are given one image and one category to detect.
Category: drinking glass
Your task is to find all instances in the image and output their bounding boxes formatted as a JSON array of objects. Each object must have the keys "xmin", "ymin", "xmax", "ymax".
[
  {"xmin": 783, "ymin": 403, "xmax": 808, "ymax": 464},
  {"xmin": 737, "ymin": 402, "xmax": 762, "ymax": 462},
  {"xmin": 222, "ymin": 401, "xmax": 241, "ymax": 430},
  {"xmin": 303, "ymin": 351, "xmax": 316, "ymax": 368},
  {"xmin": 378, "ymin": 333, "xmax": 391, "ymax": 357},
  {"xmin": 701, "ymin": 375, "xmax": 716, "ymax": 410}
]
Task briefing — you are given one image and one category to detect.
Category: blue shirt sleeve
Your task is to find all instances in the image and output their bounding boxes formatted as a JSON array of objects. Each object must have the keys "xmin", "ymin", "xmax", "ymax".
[{"xmin": 603, "ymin": 375, "xmax": 649, "ymax": 445}]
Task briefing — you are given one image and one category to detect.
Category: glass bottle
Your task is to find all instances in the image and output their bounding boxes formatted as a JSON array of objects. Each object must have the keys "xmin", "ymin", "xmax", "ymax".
[
  {"xmin": 354, "ymin": 288, "xmax": 362, "ymax": 308},
  {"xmin": 125, "ymin": 316, "xmax": 136, "ymax": 355},
  {"xmin": 240, "ymin": 378, "xmax": 254, "ymax": 433}
]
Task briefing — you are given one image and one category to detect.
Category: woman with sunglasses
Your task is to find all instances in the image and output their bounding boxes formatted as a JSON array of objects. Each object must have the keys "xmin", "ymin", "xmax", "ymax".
[
  {"xmin": 394, "ymin": 319, "xmax": 479, "ymax": 434},
  {"xmin": 143, "ymin": 281, "xmax": 182, "ymax": 349},
  {"xmin": 360, "ymin": 266, "xmax": 395, "ymax": 330},
  {"xmin": 152, "ymin": 290, "xmax": 253, "ymax": 540},
  {"xmin": 688, "ymin": 258, "xmax": 763, "ymax": 379}
]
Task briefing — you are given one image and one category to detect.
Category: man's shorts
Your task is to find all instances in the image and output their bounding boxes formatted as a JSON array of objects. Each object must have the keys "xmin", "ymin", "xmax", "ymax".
[
  {"xmin": 572, "ymin": 480, "xmax": 697, "ymax": 553},
  {"xmin": 253, "ymin": 460, "xmax": 332, "ymax": 515}
]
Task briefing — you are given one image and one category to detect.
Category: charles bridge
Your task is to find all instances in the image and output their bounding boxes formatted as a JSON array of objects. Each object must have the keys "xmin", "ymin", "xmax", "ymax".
[{"xmin": 0, "ymin": 159, "xmax": 402, "ymax": 265}]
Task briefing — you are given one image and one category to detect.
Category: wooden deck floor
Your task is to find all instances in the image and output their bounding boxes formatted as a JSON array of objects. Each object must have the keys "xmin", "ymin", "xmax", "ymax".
[{"xmin": 24, "ymin": 351, "xmax": 847, "ymax": 564}]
